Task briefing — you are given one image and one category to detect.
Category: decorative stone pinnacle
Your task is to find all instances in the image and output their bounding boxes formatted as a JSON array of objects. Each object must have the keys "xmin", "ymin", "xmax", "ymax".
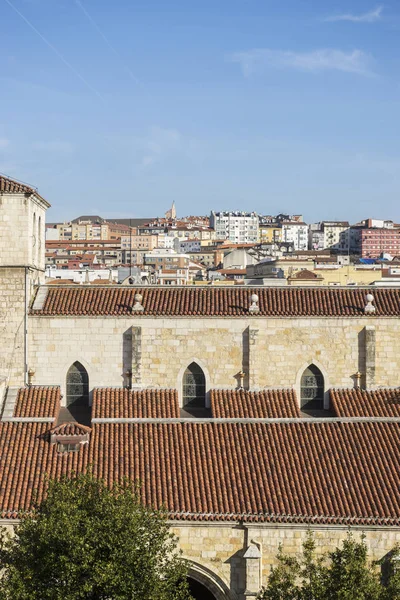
[
  {"xmin": 132, "ymin": 293, "xmax": 144, "ymax": 312},
  {"xmin": 249, "ymin": 293, "xmax": 259, "ymax": 314},
  {"xmin": 364, "ymin": 293, "xmax": 375, "ymax": 314},
  {"xmin": 354, "ymin": 371, "xmax": 362, "ymax": 388}
]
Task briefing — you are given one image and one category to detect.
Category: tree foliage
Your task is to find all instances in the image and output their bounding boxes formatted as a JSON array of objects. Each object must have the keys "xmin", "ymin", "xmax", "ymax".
[
  {"xmin": 0, "ymin": 473, "xmax": 193, "ymax": 600},
  {"xmin": 258, "ymin": 531, "xmax": 400, "ymax": 600}
]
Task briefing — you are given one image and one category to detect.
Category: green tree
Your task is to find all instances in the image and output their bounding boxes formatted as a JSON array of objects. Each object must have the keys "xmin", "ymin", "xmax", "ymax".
[
  {"xmin": 258, "ymin": 532, "xmax": 400, "ymax": 600},
  {"xmin": 323, "ymin": 533, "xmax": 381, "ymax": 600},
  {"xmin": 257, "ymin": 531, "xmax": 326, "ymax": 600},
  {"xmin": 0, "ymin": 473, "xmax": 193, "ymax": 600}
]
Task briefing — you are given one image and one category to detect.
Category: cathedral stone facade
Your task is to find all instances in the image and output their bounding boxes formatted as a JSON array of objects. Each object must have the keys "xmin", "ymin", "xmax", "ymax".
[{"xmin": 1, "ymin": 176, "xmax": 400, "ymax": 599}]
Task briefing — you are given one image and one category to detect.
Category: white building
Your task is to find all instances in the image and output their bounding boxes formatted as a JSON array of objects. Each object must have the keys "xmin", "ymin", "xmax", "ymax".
[
  {"xmin": 321, "ymin": 221, "xmax": 349, "ymax": 252},
  {"xmin": 281, "ymin": 221, "xmax": 308, "ymax": 251},
  {"xmin": 179, "ymin": 239, "xmax": 201, "ymax": 253},
  {"xmin": 210, "ymin": 211, "xmax": 259, "ymax": 244}
]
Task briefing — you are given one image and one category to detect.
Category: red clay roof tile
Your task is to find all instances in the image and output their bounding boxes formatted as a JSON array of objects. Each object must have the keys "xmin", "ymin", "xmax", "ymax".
[
  {"xmin": 0, "ymin": 420, "xmax": 399, "ymax": 524},
  {"xmin": 13, "ymin": 386, "xmax": 60, "ymax": 419},
  {"xmin": 211, "ymin": 389, "xmax": 300, "ymax": 418},
  {"xmin": 30, "ymin": 286, "xmax": 400, "ymax": 317},
  {"xmin": 331, "ymin": 388, "xmax": 400, "ymax": 418},
  {"xmin": 0, "ymin": 175, "xmax": 48, "ymax": 204},
  {"xmin": 92, "ymin": 388, "xmax": 179, "ymax": 419},
  {"xmin": 50, "ymin": 422, "xmax": 91, "ymax": 436}
]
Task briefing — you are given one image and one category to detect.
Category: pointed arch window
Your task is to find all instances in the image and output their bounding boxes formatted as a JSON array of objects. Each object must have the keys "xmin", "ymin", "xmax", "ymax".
[
  {"xmin": 183, "ymin": 363, "xmax": 206, "ymax": 408},
  {"xmin": 66, "ymin": 362, "xmax": 89, "ymax": 406},
  {"xmin": 300, "ymin": 364, "xmax": 324, "ymax": 409}
]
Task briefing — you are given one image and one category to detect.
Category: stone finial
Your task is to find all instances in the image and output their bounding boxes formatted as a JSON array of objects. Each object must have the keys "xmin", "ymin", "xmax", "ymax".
[
  {"xmin": 249, "ymin": 293, "xmax": 259, "ymax": 314},
  {"xmin": 132, "ymin": 293, "xmax": 144, "ymax": 312},
  {"xmin": 354, "ymin": 371, "xmax": 362, "ymax": 389},
  {"xmin": 238, "ymin": 370, "xmax": 245, "ymax": 389},
  {"xmin": 364, "ymin": 293, "xmax": 375, "ymax": 314},
  {"xmin": 27, "ymin": 368, "xmax": 35, "ymax": 386}
]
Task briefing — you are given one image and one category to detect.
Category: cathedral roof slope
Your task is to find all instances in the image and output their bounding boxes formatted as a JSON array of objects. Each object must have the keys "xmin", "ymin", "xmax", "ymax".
[
  {"xmin": 0, "ymin": 174, "xmax": 49, "ymax": 206},
  {"xmin": 92, "ymin": 388, "xmax": 180, "ymax": 419},
  {"xmin": 331, "ymin": 388, "xmax": 400, "ymax": 418},
  {"xmin": 30, "ymin": 286, "xmax": 400, "ymax": 317},
  {"xmin": 50, "ymin": 422, "xmax": 91, "ymax": 436},
  {"xmin": 13, "ymin": 386, "xmax": 60, "ymax": 419},
  {"xmin": 0, "ymin": 420, "xmax": 399, "ymax": 524},
  {"xmin": 211, "ymin": 389, "xmax": 300, "ymax": 418}
]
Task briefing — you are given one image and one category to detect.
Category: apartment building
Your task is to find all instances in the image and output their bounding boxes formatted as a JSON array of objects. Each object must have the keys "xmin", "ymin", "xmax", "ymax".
[
  {"xmin": 322, "ymin": 221, "xmax": 350, "ymax": 251},
  {"xmin": 281, "ymin": 221, "xmax": 308, "ymax": 251},
  {"xmin": 360, "ymin": 227, "xmax": 400, "ymax": 258},
  {"xmin": 210, "ymin": 211, "xmax": 259, "ymax": 243},
  {"xmin": 120, "ymin": 234, "xmax": 159, "ymax": 252},
  {"xmin": 259, "ymin": 224, "xmax": 282, "ymax": 244}
]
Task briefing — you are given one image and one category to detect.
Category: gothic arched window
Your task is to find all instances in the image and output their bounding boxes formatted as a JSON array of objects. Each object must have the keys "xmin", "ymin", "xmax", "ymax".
[
  {"xmin": 66, "ymin": 362, "xmax": 89, "ymax": 406},
  {"xmin": 300, "ymin": 364, "xmax": 324, "ymax": 409},
  {"xmin": 183, "ymin": 363, "xmax": 206, "ymax": 408}
]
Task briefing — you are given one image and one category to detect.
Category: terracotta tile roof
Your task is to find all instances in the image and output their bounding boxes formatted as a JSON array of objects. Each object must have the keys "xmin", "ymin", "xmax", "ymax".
[
  {"xmin": 211, "ymin": 389, "xmax": 300, "ymax": 418},
  {"xmin": 47, "ymin": 279, "xmax": 74, "ymax": 284},
  {"xmin": 331, "ymin": 388, "xmax": 400, "ymax": 418},
  {"xmin": 0, "ymin": 175, "xmax": 48, "ymax": 205},
  {"xmin": 289, "ymin": 269, "xmax": 323, "ymax": 281},
  {"xmin": 50, "ymin": 422, "xmax": 91, "ymax": 436},
  {"xmin": 92, "ymin": 388, "xmax": 179, "ymax": 419},
  {"xmin": 13, "ymin": 386, "xmax": 60, "ymax": 419},
  {"xmin": 0, "ymin": 421, "xmax": 399, "ymax": 524},
  {"xmin": 30, "ymin": 286, "xmax": 400, "ymax": 317}
]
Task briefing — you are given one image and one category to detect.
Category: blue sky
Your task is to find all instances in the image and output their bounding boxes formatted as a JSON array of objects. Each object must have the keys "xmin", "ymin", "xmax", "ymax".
[{"xmin": 1, "ymin": 0, "xmax": 399, "ymax": 223}]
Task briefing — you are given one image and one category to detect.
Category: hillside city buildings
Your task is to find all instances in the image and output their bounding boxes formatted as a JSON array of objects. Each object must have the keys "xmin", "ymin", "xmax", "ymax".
[
  {"xmin": 42, "ymin": 198, "xmax": 400, "ymax": 287},
  {"xmin": 0, "ymin": 173, "xmax": 400, "ymax": 599}
]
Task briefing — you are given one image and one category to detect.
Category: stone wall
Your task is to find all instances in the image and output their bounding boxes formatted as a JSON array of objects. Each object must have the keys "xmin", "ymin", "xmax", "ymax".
[
  {"xmin": 28, "ymin": 315, "xmax": 400, "ymax": 402},
  {"xmin": 0, "ymin": 193, "xmax": 46, "ymax": 274},
  {"xmin": 0, "ymin": 192, "xmax": 48, "ymax": 387},
  {"xmin": 0, "ymin": 267, "xmax": 26, "ymax": 387},
  {"xmin": 171, "ymin": 522, "xmax": 400, "ymax": 599},
  {"xmin": 1, "ymin": 517, "xmax": 397, "ymax": 599}
]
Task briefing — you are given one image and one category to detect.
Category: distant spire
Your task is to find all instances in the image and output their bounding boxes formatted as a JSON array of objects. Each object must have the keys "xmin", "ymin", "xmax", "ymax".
[{"xmin": 165, "ymin": 201, "xmax": 176, "ymax": 220}]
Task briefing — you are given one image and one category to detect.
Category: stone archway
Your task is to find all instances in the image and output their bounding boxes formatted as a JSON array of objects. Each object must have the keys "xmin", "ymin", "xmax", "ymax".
[
  {"xmin": 188, "ymin": 577, "xmax": 218, "ymax": 600},
  {"xmin": 186, "ymin": 561, "xmax": 234, "ymax": 600}
]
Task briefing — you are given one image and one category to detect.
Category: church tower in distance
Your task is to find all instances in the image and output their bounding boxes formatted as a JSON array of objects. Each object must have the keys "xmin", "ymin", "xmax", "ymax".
[{"xmin": 165, "ymin": 201, "xmax": 176, "ymax": 220}]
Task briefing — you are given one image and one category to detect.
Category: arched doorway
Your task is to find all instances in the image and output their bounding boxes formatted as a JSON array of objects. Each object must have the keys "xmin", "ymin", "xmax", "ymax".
[
  {"xmin": 300, "ymin": 364, "xmax": 324, "ymax": 410},
  {"xmin": 185, "ymin": 561, "xmax": 233, "ymax": 600},
  {"xmin": 188, "ymin": 577, "xmax": 217, "ymax": 600},
  {"xmin": 182, "ymin": 362, "xmax": 206, "ymax": 409}
]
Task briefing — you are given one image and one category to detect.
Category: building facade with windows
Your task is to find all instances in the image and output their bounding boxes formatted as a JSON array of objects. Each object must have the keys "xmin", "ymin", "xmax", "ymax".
[
  {"xmin": 210, "ymin": 211, "xmax": 259, "ymax": 244},
  {"xmin": 360, "ymin": 227, "xmax": 400, "ymax": 258},
  {"xmin": 1, "ymin": 176, "xmax": 400, "ymax": 600},
  {"xmin": 281, "ymin": 221, "xmax": 308, "ymax": 251}
]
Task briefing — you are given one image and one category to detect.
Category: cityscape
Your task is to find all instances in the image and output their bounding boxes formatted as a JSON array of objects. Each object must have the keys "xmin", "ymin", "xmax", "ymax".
[
  {"xmin": 41, "ymin": 193, "xmax": 400, "ymax": 287},
  {"xmin": 1, "ymin": 0, "xmax": 400, "ymax": 597}
]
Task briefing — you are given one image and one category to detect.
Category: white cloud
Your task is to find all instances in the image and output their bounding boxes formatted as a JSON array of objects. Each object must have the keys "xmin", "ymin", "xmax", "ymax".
[
  {"xmin": 325, "ymin": 5, "xmax": 383, "ymax": 23},
  {"xmin": 230, "ymin": 48, "xmax": 374, "ymax": 76},
  {"xmin": 0, "ymin": 138, "xmax": 10, "ymax": 150},
  {"xmin": 32, "ymin": 141, "xmax": 74, "ymax": 153}
]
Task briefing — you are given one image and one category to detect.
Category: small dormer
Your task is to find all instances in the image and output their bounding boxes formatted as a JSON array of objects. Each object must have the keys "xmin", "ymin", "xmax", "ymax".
[{"xmin": 50, "ymin": 422, "xmax": 91, "ymax": 453}]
